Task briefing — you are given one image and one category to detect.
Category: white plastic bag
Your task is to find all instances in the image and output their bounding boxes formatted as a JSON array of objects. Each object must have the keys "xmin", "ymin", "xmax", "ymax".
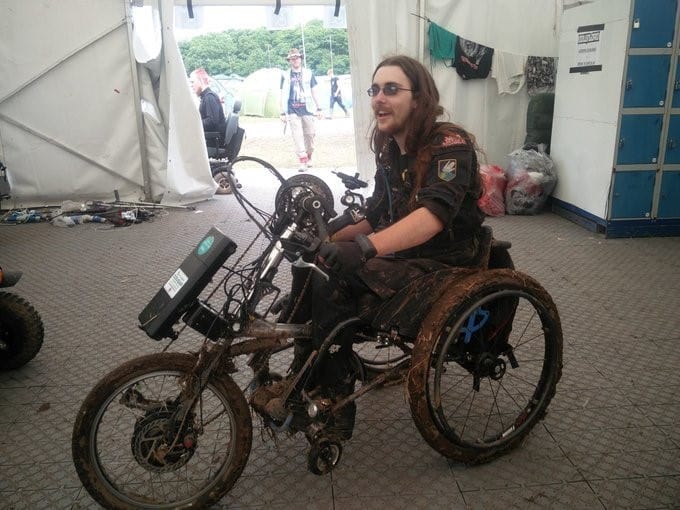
[{"xmin": 505, "ymin": 148, "xmax": 556, "ymax": 215}]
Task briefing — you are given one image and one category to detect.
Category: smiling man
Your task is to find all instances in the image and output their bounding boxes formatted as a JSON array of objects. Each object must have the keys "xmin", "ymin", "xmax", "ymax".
[{"xmin": 278, "ymin": 55, "xmax": 488, "ymax": 443}]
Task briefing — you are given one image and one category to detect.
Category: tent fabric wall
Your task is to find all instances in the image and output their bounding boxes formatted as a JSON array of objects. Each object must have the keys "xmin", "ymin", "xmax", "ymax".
[
  {"xmin": 0, "ymin": 0, "xmax": 216, "ymax": 209},
  {"xmin": 345, "ymin": 0, "xmax": 561, "ymax": 179},
  {"xmin": 241, "ymin": 68, "xmax": 284, "ymax": 117},
  {"xmin": 1, "ymin": 0, "xmax": 565, "ymax": 206}
]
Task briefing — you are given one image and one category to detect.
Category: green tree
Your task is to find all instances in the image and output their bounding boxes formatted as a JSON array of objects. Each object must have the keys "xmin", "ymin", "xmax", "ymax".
[{"xmin": 178, "ymin": 20, "xmax": 350, "ymax": 77}]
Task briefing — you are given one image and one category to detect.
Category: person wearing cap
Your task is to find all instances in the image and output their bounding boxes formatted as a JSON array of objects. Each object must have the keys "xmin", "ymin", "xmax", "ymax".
[{"xmin": 280, "ymin": 48, "xmax": 323, "ymax": 171}]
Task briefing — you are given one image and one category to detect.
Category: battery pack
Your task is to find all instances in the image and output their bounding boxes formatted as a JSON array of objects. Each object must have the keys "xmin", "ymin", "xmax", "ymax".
[{"xmin": 138, "ymin": 226, "xmax": 237, "ymax": 340}]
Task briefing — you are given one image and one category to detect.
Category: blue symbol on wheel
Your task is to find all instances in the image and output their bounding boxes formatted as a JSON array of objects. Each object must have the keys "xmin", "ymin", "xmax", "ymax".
[{"xmin": 460, "ymin": 308, "xmax": 489, "ymax": 344}]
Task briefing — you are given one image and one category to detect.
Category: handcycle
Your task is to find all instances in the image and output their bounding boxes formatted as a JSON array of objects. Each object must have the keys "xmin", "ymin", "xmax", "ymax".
[{"xmin": 71, "ymin": 157, "xmax": 563, "ymax": 509}]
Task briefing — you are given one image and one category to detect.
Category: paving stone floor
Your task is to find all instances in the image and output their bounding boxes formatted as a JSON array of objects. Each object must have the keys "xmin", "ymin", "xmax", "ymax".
[{"xmin": 1, "ymin": 166, "xmax": 679, "ymax": 509}]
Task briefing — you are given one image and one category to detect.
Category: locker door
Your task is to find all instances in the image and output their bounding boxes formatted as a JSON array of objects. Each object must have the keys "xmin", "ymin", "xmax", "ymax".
[
  {"xmin": 616, "ymin": 115, "xmax": 663, "ymax": 164},
  {"xmin": 658, "ymin": 171, "xmax": 680, "ymax": 217},
  {"xmin": 610, "ymin": 171, "xmax": 656, "ymax": 218},
  {"xmin": 623, "ymin": 55, "xmax": 671, "ymax": 107},
  {"xmin": 673, "ymin": 58, "xmax": 680, "ymax": 107},
  {"xmin": 665, "ymin": 115, "xmax": 680, "ymax": 164},
  {"xmin": 630, "ymin": 0, "xmax": 677, "ymax": 48}
]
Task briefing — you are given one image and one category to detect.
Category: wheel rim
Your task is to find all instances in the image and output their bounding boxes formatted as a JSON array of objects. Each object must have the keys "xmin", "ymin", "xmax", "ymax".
[
  {"xmin": 428, "ymin": 289, "xmax": 559, "ymax": 451},
  {"xmin": 353, "ymin": 339, "xmax": 411, "ymax": 372},
  {"xmin": 89, "ymin": 369, "xmax": 238, "ymax": 508},
  {"xmin": 214, "ymin": 171, "xmax": 232, "ymax": 193}
]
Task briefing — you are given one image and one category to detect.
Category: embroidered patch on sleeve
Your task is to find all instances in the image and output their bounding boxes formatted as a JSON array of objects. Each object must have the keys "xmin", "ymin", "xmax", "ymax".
[
  {"xmin": 438, "ymin": 159, "xmax": 457, "ymax": 181},
  {"xmin": 441, "ymin": 133, "xmax": 466, "ymax": 146}
]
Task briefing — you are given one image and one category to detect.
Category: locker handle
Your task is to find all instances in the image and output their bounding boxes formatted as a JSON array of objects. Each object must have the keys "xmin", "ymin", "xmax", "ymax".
[
  {"xmin": 619, "ymin": 138, "xmax": 625, "ymax": 149},
  {"xmin": 669, "ymin": 139, "xmax": 677, "ymax": 150},
  {"xmin": 675, "ymin": 80, "xmax": 680, "ymax": 91},
  {"xmin": 625, "ymin": 79, "xmax": 633, "ymax": 90}
]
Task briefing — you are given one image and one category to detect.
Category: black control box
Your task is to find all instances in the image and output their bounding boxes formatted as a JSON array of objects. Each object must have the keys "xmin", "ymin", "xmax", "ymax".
[{"xmin": 138, "ymin": 226, "xmax": 237, "ymax": 340}]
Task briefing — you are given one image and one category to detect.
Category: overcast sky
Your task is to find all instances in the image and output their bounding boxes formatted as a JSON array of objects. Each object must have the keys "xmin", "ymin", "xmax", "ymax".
[{"xmin": 174, "ymin": 5, "xmax": 330, "ymax": 41}]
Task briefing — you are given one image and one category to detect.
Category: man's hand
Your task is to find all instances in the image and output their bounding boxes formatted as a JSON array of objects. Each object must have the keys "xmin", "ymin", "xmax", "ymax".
[
  {"xmin": 318, "ymin": 234, "xmax": 376, "ymax": 276},
  {"xmin": 318, "ymin": 241, "xmax": 363, "ymax": 275},
  {"xmin": 326, "ymin": 212, "xmax": 355, "ymax": 239},
  {"xmin": 280, "ymin": 112, "xmax": 288, "ymax": 123}
]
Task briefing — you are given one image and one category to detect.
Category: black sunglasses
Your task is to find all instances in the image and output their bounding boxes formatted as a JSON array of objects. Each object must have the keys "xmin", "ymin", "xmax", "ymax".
[{"xmin": 367, "ymin": 83, "xmax": 413, "ymax": 97}]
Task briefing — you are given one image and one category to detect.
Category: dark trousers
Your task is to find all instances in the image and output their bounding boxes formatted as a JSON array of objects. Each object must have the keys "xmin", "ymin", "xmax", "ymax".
[
  {"xmin": 330, "ymin": 95, "xmax": 347, "ymax": 115},
  {"xmin": 283, "ymin": 257, "xmax": 453, "ymax": 392}
]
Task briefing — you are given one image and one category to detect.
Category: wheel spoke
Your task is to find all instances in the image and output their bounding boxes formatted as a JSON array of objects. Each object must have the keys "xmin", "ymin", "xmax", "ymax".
[
  {"xmin": 411, "ymin": 275, "xmax": 562, "ymax": 462},
  {"xmin": 73, "ymin": 353, "xmax": 251, "ymax": 508}
]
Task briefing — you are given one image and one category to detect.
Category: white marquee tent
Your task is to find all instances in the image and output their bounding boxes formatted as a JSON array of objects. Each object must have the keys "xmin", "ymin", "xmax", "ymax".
[{"xmin": 0, "ymin": 0, "xmax": 566, "ymax": 208}]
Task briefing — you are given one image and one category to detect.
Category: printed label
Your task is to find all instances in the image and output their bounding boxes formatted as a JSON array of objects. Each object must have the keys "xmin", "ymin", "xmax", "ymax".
[{"xmin": 164, "ymin": 268, "xmax": 188, "ymax": 299}]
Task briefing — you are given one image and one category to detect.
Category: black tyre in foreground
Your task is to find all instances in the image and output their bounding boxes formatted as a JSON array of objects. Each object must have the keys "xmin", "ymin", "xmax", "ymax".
[
  {"xmin": 408, "ymin": 269, "xmax": 562, "ymax": 464},
  {"xmin": 72, "ymin": 353, "xmax": 252, "ymax": 509},
  {"xmin": 0, "ymin": 292, "xmax": 44, "ymax": 370}
]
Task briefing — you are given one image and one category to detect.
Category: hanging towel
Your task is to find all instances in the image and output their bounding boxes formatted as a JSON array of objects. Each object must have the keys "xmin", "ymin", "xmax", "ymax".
[
  {"xmin": 428, "ymin": 22, "xmax": 457, "ymax": 61},
  {"xmin": 491, "ymin": 51, "xmax": 527, "ymax": 94},
  {"xmin": 526, "ymin": 56, "xmax": 557, "ymax": 96},
  {"xmin": 454, "ymin": 36, "xmax": 493, "ymax": 80}
]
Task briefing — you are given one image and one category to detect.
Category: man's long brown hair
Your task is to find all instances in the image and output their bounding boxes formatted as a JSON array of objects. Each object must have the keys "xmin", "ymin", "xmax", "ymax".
[{"xmin": 369, "ymin": 55, "xmax": 475, "ymax": 208}]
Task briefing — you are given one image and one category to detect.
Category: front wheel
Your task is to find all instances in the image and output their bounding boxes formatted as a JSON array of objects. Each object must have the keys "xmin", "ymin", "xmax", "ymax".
[
  {"xmin": 408, "ymin": 269, "xmax": 562, "ymax": 464},
  {"xmin": 72, "ymin": 352, "xmax": 252, "ymax": 509},
  {"xmin": 0, "ymin": 291, "xmax": 44, "ymax": 370}
]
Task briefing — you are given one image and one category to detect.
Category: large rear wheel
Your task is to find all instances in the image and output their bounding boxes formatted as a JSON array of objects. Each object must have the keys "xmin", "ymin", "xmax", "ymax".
[
  {"xmin": 72, "ymin": 352, "xmax": 252, "ymax": 509},
  {"xmin": 408, "ymin": 269, "xmax": 562, "ymax": 464}
]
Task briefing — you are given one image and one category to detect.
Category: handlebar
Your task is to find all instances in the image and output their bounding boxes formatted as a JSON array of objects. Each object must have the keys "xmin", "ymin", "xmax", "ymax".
[{"xmin": 332, "ymin": 171, "xmax": 367, "ymax": 190}]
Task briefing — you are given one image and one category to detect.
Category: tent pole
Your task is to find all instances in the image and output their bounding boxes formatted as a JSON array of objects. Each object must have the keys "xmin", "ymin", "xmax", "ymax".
[
  {"xmin": 124, "ymin": 0, "xmax": 154, "ymax": 202},
  {"xmin": 417, "ymin": 0, "xmax": 427, "ymax": 61}
]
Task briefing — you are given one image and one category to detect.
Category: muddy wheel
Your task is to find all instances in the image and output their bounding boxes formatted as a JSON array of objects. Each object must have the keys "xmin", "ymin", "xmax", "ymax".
[
  {"xmin": 0, "ymin": 292, "xmax": 44, "ymax": 370},
  {"xmin": 307, "ymin": 439, "xmax": 342, "ymax": 475},
  {"xmin": 353, "ymin": 338, "xmax": 412, "ymax": 382},
  {"xmin": 72, "ymin": 352, "xmax": 252, "ymax": 509},
  {"xmin": 408, "ymin": 269, "xmax": 562, "ymax": 464}
]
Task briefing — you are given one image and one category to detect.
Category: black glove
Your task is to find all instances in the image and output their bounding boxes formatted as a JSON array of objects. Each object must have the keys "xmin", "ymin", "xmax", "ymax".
[
  {"xmin": 326, "ymin": 211, "xmax": 356, "ymax": 238},
  {"xmin": 318, "ymin": 234, "xmax": 377, "ymax": 276}
]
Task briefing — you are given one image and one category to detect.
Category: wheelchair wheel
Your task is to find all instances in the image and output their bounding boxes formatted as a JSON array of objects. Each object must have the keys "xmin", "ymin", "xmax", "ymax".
[
  {"xmin": 407, "ymin": 269, "xmax": 562, "ymax": 464},
  {"xmin": 353, "ymin": 337, "xmax": 412, "ymax": 382}
]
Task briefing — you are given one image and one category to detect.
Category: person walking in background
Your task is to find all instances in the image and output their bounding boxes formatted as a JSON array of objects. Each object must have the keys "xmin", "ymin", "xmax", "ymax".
[
  {"xmin": 327, "ymin": 68, "xmax": 349, "ymax": 118},
  {"xmin": 189, "ymin": 68, "xmax": 226, "ymax": 148},
  {"xmin": 280, "ymin": 48, "xmax": 323, "ymax": 172}
]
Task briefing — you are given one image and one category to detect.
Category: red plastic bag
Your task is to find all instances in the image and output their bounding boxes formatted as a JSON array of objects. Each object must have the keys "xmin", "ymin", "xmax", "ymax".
[{"xmin": 478, "ymin": 164, "xmax": 507, "ymax": 217}]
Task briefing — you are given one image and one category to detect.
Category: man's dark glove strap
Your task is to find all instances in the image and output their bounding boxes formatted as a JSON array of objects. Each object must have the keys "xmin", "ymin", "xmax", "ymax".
[{"xmin": 354, "ymin": 234, "xmax": 377, "ymax": 262}]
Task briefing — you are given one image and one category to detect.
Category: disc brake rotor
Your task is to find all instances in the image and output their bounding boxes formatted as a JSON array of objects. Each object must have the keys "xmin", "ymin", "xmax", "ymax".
[{"xmin": 130, "ymin": 407, "xmax": 197, "ymax": 473}]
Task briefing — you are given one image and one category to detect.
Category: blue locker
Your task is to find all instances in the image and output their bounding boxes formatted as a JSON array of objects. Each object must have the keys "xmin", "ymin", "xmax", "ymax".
[
  {"xmin": 658, "ymin": 171, "xmax": 680, "ymax": 217},
  {"xmin": 673, "ymin": 57, "xmax": 680, "ymax": 107},
  {"xmin": 630, "ymin": 0, "xmax": 677, "ymax": 48},
  {"xmin": 616, "ymin": 114, "xmax": 663, "ymax": 164},
  {"xmin": 610, "ymin": 171, "xmax": 656, "ymax": 218},
  {"xmin": 665, "ymin": 115, "xmax": 680, "ymax": 164},
  {"xmin": 623, "ymin": 55, "xmax": 671, "ymax": 107}
]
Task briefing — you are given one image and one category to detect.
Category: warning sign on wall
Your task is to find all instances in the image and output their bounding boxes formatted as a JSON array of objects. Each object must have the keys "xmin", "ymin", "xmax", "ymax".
[{"xmin": 570, "ymin": 24, "xmax": 604, "ymax": 73}]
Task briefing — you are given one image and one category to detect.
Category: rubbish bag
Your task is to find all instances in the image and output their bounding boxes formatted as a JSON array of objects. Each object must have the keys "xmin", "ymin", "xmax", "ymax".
[
  {"xmin": 505, "ymin": 148, "xmax": 556, "ymax": 215},
  {"xmin": 478, "ymin": 164, "xmax": 507, "ymax": 217}
]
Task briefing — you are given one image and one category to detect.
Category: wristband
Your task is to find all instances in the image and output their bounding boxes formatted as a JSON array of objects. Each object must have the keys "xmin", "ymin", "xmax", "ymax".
[{"xmin": 354, "ymin": 234, "xmax": 377, "ymax": 262}]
